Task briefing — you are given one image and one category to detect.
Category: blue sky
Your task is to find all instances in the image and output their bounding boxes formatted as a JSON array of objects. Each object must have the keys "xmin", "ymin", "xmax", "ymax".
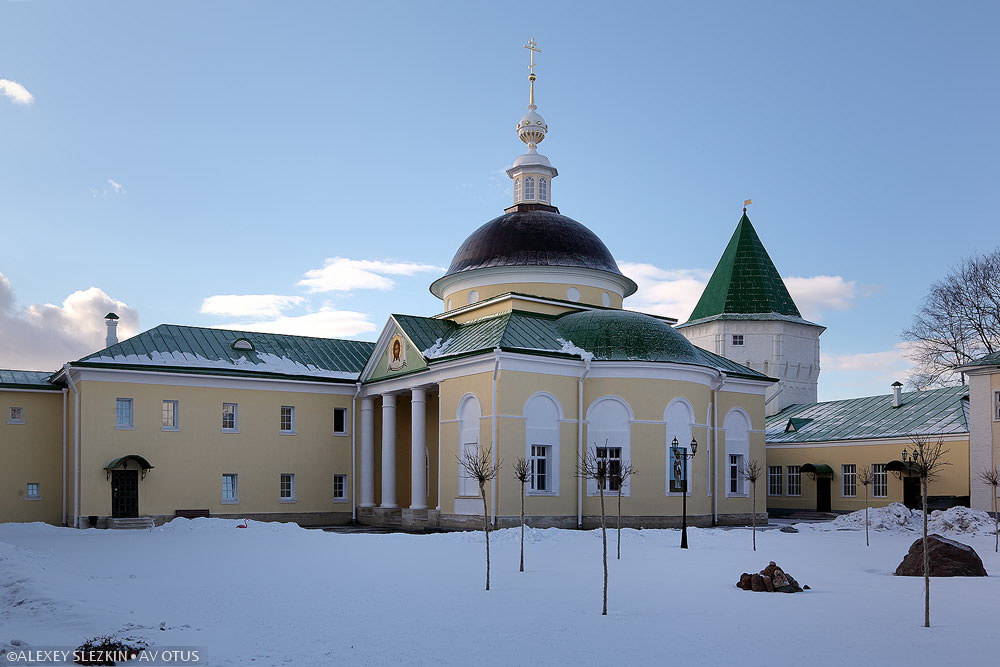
[{"xmin": 1, "ymin": 1, "xmax": 997, "ymax": 400}]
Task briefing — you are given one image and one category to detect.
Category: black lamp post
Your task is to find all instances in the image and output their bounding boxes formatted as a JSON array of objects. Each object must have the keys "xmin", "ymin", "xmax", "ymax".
[{"xmin": 671, "ymin": 436, "xmax": 698, "ymax": 549}]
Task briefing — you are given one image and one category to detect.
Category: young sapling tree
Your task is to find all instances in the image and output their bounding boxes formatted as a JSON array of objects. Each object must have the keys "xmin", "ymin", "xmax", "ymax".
[
  {"xmin": 738, "ymin": 459, "xmax": 763, "ymax": 551},
  {"xmin": 458, "ymin": 446, "xmax": 502, "ymax": 590},
  {"xmin": 858, "ymin": 465, "xmax": 874, "ymax": 547},
  {"xmin": 904, "ymin": 436, "xmax": 951, "ymax": 628},
  {"xmin": 978, "ymin": 465, "xmax": 1000, "ymax": 553},
  {"xmin": 576, "ymin": 448, "xmax": 611, "ymax": 615},
  {"xmin": 513, "ymin": 457, "xmax": 529, "ymax": 571}
]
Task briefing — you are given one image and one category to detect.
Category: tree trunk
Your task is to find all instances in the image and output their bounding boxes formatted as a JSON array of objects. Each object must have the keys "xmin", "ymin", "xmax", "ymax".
[
  {"xmin": 519, "ymin": 480, "xmax": 525, "ymax": 572},
  {"xmin": 600, "ymin": 486, "xmax": 608, "ymax": 616},
  {"xmin": 922, "ymin": 476, "xmax": 929, "ymax": 628},
  {"xmin": 865, "ymin": 487, "xmax": 870, "ymax": 547},
  {"xmin": 993, "ymin": 491, "xmax": 998, "ymax": 553},
  {"xmin": 481, "ymin": 486, "xmax": 491, "ymax": 591},
  {"xmin": 751, "ymin": 484, "xmax": 757, "ymax": 552},
  {"xmin": 617, "ymin": 489, "xmax": 622, "ymax": 560}
]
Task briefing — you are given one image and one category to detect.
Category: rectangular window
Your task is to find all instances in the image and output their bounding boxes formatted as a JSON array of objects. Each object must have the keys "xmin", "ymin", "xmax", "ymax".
[
  {"xmin": 280, "ymin": 405, "xmax": 295, "ymax": 433},
  {"xmin": 995, "ymin": 391, "xmax": 1000, "ymax": 421},
  {"xmin": 333, "ymin": 407, "xmax": 347, "ymax": 435},
  {"xmin": 842, "ymin": 464, "xmax": 857, "ymax": 497},
  {"xmin": 529, "ymin": 445, "xmax": 551, "ymax": 492},
  {"xmin": 8, "ymin": 406, "xmax": 24, "ymax": 424},
  {"xmin": 596, "ymin": 446, "xmax": 622, "ymax": 492},
  {"xmin": 280, "ymin": 473, "xmax": 295, "ymax": 502},
  {"xmin": 872, "ymin": 463, "xmax": 888, "ymax": 498},
  {"xmin": 222, "ymin": 403, "xmax": 238, "ymax": 431},
  {"xmin": 729, "ymin": 454, "xmax": 745, "ymax": 494},
  {"xmin": 732, "ymin": 334, "xmax": 744, "ymax": 346},
  {"xmin": 768, "ymin": 466, "xmax": 783, "ymax": 496},
  {"xmin": 787, "ymin": 465, "xmax": 802, "ymax": 496},
  {"xmin": 222, "ymin": 474, "xmax": 238, "ymax": 504},
  {"xmin": 333, "ymin": 474, "xmax": 347, "ymax": 501},
  {"xmin": 25, "ymin": 482, "xmax": 41, "ymax": 500},
  {"xmin": 115, "ymin": 398, "xmax": 133, "ymax": 429},
  {"xmin": 162, "ymin": 400, "xmax": 178, "ymax": 430}
]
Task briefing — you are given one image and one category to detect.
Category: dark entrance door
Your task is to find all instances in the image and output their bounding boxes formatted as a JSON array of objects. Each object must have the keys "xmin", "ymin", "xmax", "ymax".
[
  {"xmin": 903, "ymin": 477, "xmax": 921, "ymax": 510},
  {"xmin": 816, "ymin": 477, "xmax": 832, "ymax": 512},
  {"xmin": 111, "ymin": 470, "xmax": 139, "ymax": 518}
]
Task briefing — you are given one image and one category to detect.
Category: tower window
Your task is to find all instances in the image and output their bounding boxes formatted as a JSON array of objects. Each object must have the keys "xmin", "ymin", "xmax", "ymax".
[
  {"xmin": 525, "ymin": 176, "xmax": 535, "ymax": 200},
  {"xmin": 539, "ymin": 177, "xmax": 547, "ymax": 201},
  {"xmin": 732, "ymin": 334, "xmax": 744, "ymax": 346},
  {"xmin": 514, "ymin": 178, "xmax": 522, "ymax": 202}
]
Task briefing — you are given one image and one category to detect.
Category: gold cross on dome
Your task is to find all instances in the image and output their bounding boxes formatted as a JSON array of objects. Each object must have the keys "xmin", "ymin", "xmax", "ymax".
[{"xmin": 524, "ymin": 38, "xmax": 541, "ymax": 75}]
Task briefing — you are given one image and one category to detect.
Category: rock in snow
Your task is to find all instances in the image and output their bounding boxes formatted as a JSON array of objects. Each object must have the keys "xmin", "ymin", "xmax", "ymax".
[{"xmin": 894, "ymin": 534, "xmax": 988, "ymax": 577}]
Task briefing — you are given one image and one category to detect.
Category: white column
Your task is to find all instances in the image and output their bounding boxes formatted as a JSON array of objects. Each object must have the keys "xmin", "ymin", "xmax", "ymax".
[
  {"xmin": 410, "ymin": 388, "xmax": 427, "ymax": 510},
  {"xmin": 359, "ymin": 398, "xmax": 375, "ymax": 507},
  {"xmin": 380, "ymin": 394, "xmax": 397, "ymax": 508}
]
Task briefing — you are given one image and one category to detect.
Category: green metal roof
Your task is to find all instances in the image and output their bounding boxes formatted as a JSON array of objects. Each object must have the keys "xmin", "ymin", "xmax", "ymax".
[
  {"xmin": 685, "ymin": 213, "xmax": 805, "ymax": 324},
  {"xmin": 766, "ymin": 385, "xmax": 969, "ymax": 444},
  {"xmin": 393, "ymin": 309, "xmax": 772, "ymax": 381},
  {"xmin": 73, "ymin": 324, "xmax": 375, "ymax": 382},
  {"xmin": 960, "ymin": 350, "xmax": 1000, "ymax": 368},
  {"xmin": 0, "ymin": 369, "xmax": 62, "ymax": 390}
]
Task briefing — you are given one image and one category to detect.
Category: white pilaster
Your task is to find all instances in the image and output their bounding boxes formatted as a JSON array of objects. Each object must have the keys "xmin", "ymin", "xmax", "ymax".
[
  {"xmin": 381, "ymin": 394, "xmax": 397, "ymax": 508},
  {"xmin": 359, "ymin": 398, "xmax": 375, "ymax": 507},
  {"xmin": 410, "ymin": 388, "xmax": 427, "ymax": 510}
]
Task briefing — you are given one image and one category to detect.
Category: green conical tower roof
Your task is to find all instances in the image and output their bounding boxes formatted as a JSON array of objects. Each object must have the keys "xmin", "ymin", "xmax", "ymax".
[{"xmin": 686, "ymin": 212, "xmax": 802, "ymax": 323}]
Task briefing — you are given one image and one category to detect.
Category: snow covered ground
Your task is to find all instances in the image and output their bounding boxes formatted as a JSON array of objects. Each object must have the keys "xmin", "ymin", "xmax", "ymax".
[{"xmin": 1, "ymin": 513, "xmax": 998, "ymax": 667}]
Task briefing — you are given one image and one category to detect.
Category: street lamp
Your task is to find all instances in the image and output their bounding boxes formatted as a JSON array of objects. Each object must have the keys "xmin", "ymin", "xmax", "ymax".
[{"xmin": 671, "ymin": 437, "xmax": 698, "ymax": 549}]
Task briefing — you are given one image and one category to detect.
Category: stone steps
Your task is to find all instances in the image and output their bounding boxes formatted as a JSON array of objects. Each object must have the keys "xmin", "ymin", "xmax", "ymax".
[{"xmin": 108, "ymin": 516, "xmax": 155, "ymax": 530}]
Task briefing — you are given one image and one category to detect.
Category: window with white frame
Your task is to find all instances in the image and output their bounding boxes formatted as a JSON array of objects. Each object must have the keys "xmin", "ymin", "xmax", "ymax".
[
  {"xmin": 872, "ymin": 463, "xmax": 888, "ymax": 498},
  {"xmin": 729, "ymin": 454, "xmax": 745, "ymax": 494},
  {"xmin": 115, "ymin": 398, "xmax": 133, "ymax": 429},
  {"xmin": 732, "ymin": 334, "xmax": 744, "ymax": 346},
  {"xmin": 333, "ymin": 474, "xmax": 347, "ymax": 501},
  {"xmin": 222, "ymin": 403, "xmax": 238, "ymax": 431},
  {"xmin": 280, "ymin": 405, "xmax": 295, "ymax": 434},
  {"xmin": 222, "ymin": 474, "xmax": 238, "ymax": 503},
  {"xmin": 25, "ymin": 482, "xmax": 41, "ymax": 500},
  {"xmin": 333, "ymin": 407, "xmax": 348, "ymax": 435},
  {"xmin": 8, "ymin": 406, "xmax": 24, "ymax": 424},
  {"xmin": 787, "ymin": 465, "xmax": 802, "ymax": 496},
  {"xmin": 162, "ymin": 400, "xmax": 178, "ymax": 430},
  {"xmin": 768, "ymin": 466, "xmax": 783, "ymax": 496},
  {"xmin": 514, "ymin": 178, "xmax": 522, "ymax": 201},
  {"xmin": 539, "ymin": 177, "xmax": 548, "ymax": 201},
  {"xmin": 525, "ymin": 176, "xmax": 535, "ymax": 200},
  {"xmin": 280, "ymin": 473, "xmax": 295, "ymax": 501},
  {"xmin": 529, "ymin": 445, "xmax": 551, "ymax": 492},
  {"xmin": 597, "ymin": 446, "xmax": 623, "ymax": 492},
  {"xmin": 842, "ymin": 464, "xmax": 857, "ymax": 497}
]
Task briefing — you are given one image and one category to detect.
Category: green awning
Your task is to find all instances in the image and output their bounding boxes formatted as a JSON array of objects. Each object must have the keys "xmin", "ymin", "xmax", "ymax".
[
  {"xmin": 105, "ymin": 455, "xmax": 154, "ymax": 480},
  {"xmin": 801, "ymin": 463, "xmax": 834, "ymax": 478}
]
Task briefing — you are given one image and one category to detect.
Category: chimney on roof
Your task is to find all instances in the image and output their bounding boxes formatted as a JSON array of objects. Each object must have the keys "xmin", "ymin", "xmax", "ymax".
[
  {"xmin": 891, "ymin": 381, "xmax": 903, "ymax": 408},
  {"xmin": 105, "ymin": 312, "xmax": 120, "ymax": 347}
]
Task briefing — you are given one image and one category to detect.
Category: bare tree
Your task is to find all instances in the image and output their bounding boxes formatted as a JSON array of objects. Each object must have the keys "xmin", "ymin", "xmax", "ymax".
[
  {"xmin": 458, "ymin": 446, "xmax": 502, "ymax": 591},
  {"xmin": 512, "ymin": 457, "xmax": 529, "ymax": 572},
  {"xmin": 902, "ymin": 248, "xmax": 1000, "ymax": 388},
  {"xmin": 576, "ymin": 448, "xmax": 611, "ymax": 616},
  {"xmin": 612, "ymin": 460, "xmax": 637, "ymax": 560},
  {"xmin": 738, "ymin": 459, "xmax": 763, "ymax": 551},
  {"xmin": 858, "ymin": 465, "xmax": 874, "ymax": 547},
  {"xmin": 905, "ymin": 436, "xmax": 951, "ymax": 628},
  {"xmin": 978, "ymin": 465, "xmax": 1000, "ymax": 553}
]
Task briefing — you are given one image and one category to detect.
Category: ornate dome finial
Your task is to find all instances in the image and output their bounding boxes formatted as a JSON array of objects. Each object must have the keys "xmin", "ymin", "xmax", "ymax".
[{"xmin": 517, "ymin": 38, "xmax": 548, "ymax": 148}]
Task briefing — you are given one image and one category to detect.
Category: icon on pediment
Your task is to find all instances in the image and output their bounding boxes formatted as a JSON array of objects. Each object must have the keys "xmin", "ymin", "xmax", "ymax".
[{"xmin": 387, "ymin": 334, "xmax": 407, "ymax": 372}]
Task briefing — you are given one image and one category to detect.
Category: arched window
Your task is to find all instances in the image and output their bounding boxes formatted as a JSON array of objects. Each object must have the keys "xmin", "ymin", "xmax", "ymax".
[
  {"xmin": 665, "ymin": 399, "xmax": 695, "ymax": 495},
  {"xmin": 538, "ymin": 177, "xmax": 547, "ymax": 201},
  {"xmin": 586, "ymin": 397, "xmax": 632, "ymax": 496},
  {"xmin": 514, "ymin": 178, "xmax": 522, "ymax": 202},
  {"xmin": 458, "ymin": 395, "xmax": 482, "ymax": 497},
  {"xmin": 525, "ymin": 393, "xmax": 562, "ymax": 495},
  {"xmin": 525, "ymin": 176, "xmax": 535, "ymax": 200},
  {"xmin": 724, "ymin": 409, "xmax": 751, "ymax": 496}
]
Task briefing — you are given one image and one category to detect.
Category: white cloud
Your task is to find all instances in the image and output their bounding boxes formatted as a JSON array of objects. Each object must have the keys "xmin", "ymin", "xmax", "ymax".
[
  {"xmin": 92, "ymin": 179, "xmax": 126, "ymax": 198},
  {"xmin": 784, "ymin": 275, "xmax": 857, "ymax": 322},
  {"xmin": 0, "ymin": 273, "xmax": 138, "ymax": 371},
  {"xmin": 213, "ymin": 306, "xmax": 376, "ymax": 338},
  {"xmin": 0, "ymin": 79, "xmax": 34, "ymax": 105},
  {"xmin": 620, "ymin": 262, "xmax": 711, "ymax": 321},
  {"xmin": 820, "ymin": 342, "xmax": 915, "ymax": 398},
  {"xmin": 200, "ymin": 294, "xmax": 306, "ymax": 318},
  {"xmin": 298, "ymin": 258, "xmax": 445, "ymax": 293},
  {"xmin": 108, "ymin": 179, "xmax": 124, "ymax": 195}
]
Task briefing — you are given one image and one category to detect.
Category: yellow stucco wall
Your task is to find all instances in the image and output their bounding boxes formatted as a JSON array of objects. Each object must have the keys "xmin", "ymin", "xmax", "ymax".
[
  {"xmin": 765, "ymin": 437, "xmax": 970, "ymax": 512},
  {"xmin": 444, "ymin": 282, "xmax": 623, "ymax": 312},
  {"xmin": 0, "ymin": 389, "xmax": 64, "ymax": 523},
  {"xmin": 71, "ymin": 377, "xmax": 356, "ymax": 523}
]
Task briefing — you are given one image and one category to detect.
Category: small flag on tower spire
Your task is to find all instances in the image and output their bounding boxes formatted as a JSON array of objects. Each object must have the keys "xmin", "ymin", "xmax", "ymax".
[{"xmin": 744, "ymin": 198, "xmax": 752, "ymax": 207}]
